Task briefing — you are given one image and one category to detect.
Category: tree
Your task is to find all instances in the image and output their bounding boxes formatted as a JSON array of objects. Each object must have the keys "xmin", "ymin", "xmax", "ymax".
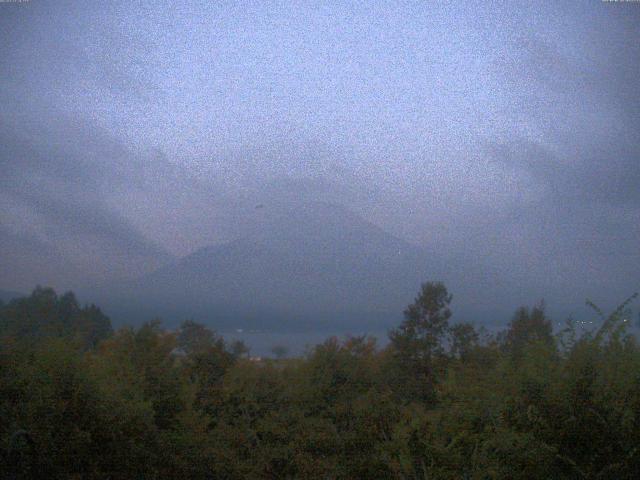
[
  {"xmin": 0, "ymin": 287, "xmax": 112, "ymax": 351},
  {"xmin": 177, "ymin": 319, "xmax": 217, "ymax": 355},
  {"xmin": 500, "ymin": 303, "xmax": 554, "ymax": 358},
  {"xmin": 229, "ymin": 339, "xmax": 249, "ymax": 359},
  {"xmin": 388, "ymin": 281, "xmax": 452, "ymax": 403},
  {"xmin": 271, "ymin": 345, "xmax": 289, "ymax": 359},
  {"xmin": 449, "ymin": 322, "xmax": 479, "ymax": 361}
]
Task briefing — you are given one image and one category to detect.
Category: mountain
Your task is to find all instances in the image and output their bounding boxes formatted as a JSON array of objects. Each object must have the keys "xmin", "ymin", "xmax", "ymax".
[{"xmin": 91, "ymin": 201, "xmax": 446, "ymax": 332}]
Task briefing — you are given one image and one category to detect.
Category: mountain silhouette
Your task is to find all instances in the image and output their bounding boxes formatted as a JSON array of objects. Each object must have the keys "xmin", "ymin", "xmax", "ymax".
[{"xmin": 93, "ymin": 200, "xmax": 445, "ymax": 332}]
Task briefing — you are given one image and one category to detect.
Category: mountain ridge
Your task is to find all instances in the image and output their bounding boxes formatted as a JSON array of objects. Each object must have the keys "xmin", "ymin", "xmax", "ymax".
[{"xmin": 88, "ymin": 200, "xmax": 441, "ymax": 331}]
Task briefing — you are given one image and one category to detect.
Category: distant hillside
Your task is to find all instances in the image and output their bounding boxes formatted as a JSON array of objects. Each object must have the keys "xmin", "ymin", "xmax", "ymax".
[
  {"xmin": 90, "ymin": 201, "xmax": 446, "ymax": 332},
  {"xmin": 0, "ymin": 289, "xmax": 24, "ymax": 303}
]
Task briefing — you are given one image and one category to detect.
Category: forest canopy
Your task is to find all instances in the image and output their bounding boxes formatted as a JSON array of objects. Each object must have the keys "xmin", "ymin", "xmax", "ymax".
[{"xmin": 1, "ymin": 284, "xmax": 639, "ymax": 479}]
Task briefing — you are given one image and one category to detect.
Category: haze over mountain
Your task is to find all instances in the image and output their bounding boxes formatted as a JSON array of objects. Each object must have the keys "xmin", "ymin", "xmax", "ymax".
[
  {"xmin": 2, "ymin": 2, "xmax": 638, "ymax": 333},
  {"xmin": 89, "ymin": 198, "xmax": 445, "ymax": 332}
]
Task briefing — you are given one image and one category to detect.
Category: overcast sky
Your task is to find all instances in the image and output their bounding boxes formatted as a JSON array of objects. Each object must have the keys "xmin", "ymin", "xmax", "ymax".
[{"xmin": 1, "ymin": 1, "xmax": 638, "ymax": 317}]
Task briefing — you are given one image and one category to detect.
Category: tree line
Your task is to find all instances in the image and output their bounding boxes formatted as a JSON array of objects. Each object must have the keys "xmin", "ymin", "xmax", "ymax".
[{"xmin": 1, "ymin": 284, "xmax": 639, "ymax": 479}]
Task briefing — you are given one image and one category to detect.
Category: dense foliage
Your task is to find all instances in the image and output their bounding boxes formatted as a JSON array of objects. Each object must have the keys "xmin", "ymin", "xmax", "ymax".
[{"xmin": 1, "ymin": 284, "xmax": 639, "ymax": 479}]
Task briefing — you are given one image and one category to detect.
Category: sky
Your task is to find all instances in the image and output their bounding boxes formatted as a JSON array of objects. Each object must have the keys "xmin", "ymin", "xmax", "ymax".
[{"xmin": 1, "ymin": 1, "xmax": 639, "ymax": 321}]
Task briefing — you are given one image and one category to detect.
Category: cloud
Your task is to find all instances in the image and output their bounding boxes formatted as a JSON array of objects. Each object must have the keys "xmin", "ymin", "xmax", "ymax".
[{"xmin": 0, "ymin": 107, "xmax": 174, "ymax": 290}]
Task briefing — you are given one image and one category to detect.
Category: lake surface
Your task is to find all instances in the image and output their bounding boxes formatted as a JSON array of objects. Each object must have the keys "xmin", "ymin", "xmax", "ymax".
[{"xmin": 222, "ymin": 330, "xmax": 390, "ymax": 358}]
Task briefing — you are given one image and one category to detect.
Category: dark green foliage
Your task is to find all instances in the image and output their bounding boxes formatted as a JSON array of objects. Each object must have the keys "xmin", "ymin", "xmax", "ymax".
[
  {"xmin": 177, "ymin": 319, "xmax": 217, "ymax": 354},
  {"xmin": 500, "ymin": 303, "xmax": 555, "ymax": 359},
  {"xmin": 391, "ymin": 282, "xmax": 453, "ymax": 358},
  {"xmin": 388, "ymin": 281, "xmax": 453, "ymax": 403},
  {"xmin": 449, "ymin": 321, "xmax": 479, "ymax": 360},
  {"xmin": 271, "ymin": 344, "xmax": 289, "ymax": 359},
  {"xmin": 0, "ymin": 287, "xmax": 112, "ymax": 350},
  {"xmin": 1, "ymin": 284, "xmax": 639, "ymax": 479}
]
